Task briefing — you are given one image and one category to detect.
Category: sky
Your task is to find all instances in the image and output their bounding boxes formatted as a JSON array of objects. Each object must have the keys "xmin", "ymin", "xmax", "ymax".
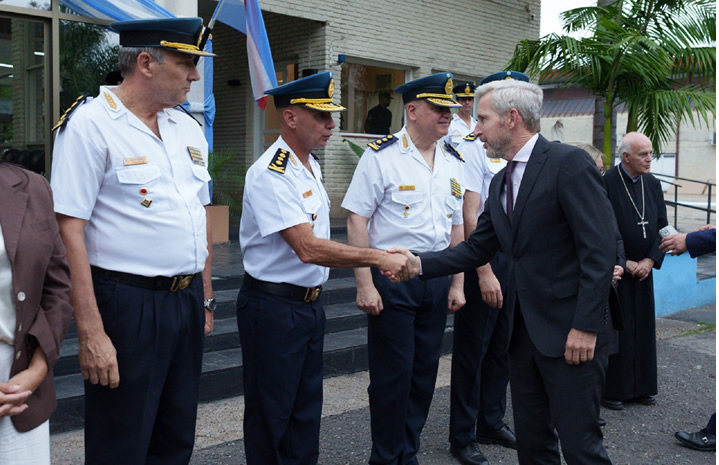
[{"xmin": 540, "ymin": 0, "xmax": 596, "ymax": 36}]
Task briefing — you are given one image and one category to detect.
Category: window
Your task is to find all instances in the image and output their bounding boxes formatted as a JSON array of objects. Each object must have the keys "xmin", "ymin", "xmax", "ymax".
[{"xmin": 340, "ymin": 62, "xmax": 405, "ymax": 136}]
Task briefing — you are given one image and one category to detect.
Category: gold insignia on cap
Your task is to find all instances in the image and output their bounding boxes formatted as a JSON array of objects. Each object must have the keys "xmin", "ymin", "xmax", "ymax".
[
  {"xmin": 103, "ymin": 92, "xmax": 117, "ymax": 110},
  {"xmin": 464, "ymin": 84, "xmax": 470, "ymax": 94},
  {"xmin": 328, "ymin": 79, "xmax": 335, "ymax": 98},
  {"xmin": 445, "ymin": 78, "xmax": 453, "ymax": 95}
]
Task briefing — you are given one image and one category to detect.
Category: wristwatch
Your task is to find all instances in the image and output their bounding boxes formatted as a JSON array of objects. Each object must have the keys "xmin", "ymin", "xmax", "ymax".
[{"xmin": 204, "ymin": 298, "xmax": 217, "ymax": 312}]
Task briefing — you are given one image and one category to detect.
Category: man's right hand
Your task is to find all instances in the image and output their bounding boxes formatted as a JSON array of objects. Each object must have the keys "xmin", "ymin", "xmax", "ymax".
[
  {"xmin": 78, "ymin": 331, "xmax": 120, "ymax": 388},
  {"xmin": 356, "ymin": 285, "xmax": 384, "ymax": 315}
]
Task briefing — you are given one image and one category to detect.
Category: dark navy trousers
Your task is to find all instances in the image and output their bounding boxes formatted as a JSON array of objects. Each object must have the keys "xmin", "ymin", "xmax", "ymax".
[
  {"xmin": 236, "ymin": 286, "xmax": 325, "ymax": 465},
  {"xmin": 449, "ymin": 251, "xmax": 510, "ymax": 448},
  {"xmin": 367, "ymin": 268, "xmax": 450, "ymax": 465},
  {"xmin": 85, "ymin": 273, "xmax": 204, "ymax": 465}
]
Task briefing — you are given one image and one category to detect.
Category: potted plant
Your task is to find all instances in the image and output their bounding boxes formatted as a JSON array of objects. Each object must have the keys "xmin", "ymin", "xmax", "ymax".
[{"xmin": 207, "ymin": 150, "xmax": 245, "ymax": 243}]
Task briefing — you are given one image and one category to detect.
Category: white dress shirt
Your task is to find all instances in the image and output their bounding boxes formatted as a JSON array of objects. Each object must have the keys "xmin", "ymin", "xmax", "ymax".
[
  {"xmin": 501, "ymin": 134, "xmax": 539, "ymax": 214},
  {"xmin": 0, "ymin": 223, "xmax": 14, "ymax": 344},
  {"xmin": 342, "ymin": 126, "xmax": 464, "ymax": 253},
  {"xmin": 240, "ymin": 136, "xmax": 331, "ymax": 288},
  {"xmin": 51, "ymin": 86, "xmax": 211, "ymax": 277}
]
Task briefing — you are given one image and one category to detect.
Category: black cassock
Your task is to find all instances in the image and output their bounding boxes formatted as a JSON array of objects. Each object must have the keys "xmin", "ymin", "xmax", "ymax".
[{"xmin": 603, "ymin": 165, "xmax": 668, "ymax": 400}]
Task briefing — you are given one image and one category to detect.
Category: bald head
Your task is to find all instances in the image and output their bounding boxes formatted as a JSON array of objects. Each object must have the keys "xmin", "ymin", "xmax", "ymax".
[{"xmin": 619, "ymin": 132, "xmax": 653, "ymax": 178}]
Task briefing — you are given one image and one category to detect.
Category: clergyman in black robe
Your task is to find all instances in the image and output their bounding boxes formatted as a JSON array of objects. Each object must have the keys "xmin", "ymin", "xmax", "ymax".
[{"xmin": 602, "ymin": 132, "xmax": 668, "ymax": 407}]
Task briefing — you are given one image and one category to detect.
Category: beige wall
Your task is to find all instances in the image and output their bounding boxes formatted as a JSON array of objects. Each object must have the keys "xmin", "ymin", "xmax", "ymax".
[{"xmin": 208, "ymin": 0, "xmax": 542, "ymax": 217}]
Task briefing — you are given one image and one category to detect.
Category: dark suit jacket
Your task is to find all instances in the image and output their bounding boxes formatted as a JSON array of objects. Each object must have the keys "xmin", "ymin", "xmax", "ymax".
[
  {"xmin": 421, "ymin": 135, "xmax": 615, "ymax": 357},
  {"xmin": 686, "ymin": 228, "xmax": 716, "ymax": 258},
  {"xmin": 0, "ymin": 163, "xmax": 73, "ymax": 432}
]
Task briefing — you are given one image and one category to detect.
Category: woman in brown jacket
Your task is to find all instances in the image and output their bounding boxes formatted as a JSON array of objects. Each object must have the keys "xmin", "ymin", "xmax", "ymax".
[{"xmin": 0, "ymin": 161, "xmax": 73, "ymax": 464}]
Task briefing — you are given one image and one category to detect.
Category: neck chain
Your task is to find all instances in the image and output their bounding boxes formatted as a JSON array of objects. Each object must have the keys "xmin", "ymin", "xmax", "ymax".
[{"xmin": 618, "ymin": 169, "xmax": 647, "ymax": 239}]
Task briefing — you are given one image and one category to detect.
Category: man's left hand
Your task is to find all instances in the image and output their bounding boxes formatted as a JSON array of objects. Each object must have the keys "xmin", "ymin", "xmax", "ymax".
[
  {"xmin": 633, "ymin": 258, "xmax": 655, "ymax": 281},
  {"xmin": 564, "ymin": 328, "xmax": 597, "ymax": 365},
  {"xmin": 204, "ymin": 308, "xmax": 214, "ymax": 335}
]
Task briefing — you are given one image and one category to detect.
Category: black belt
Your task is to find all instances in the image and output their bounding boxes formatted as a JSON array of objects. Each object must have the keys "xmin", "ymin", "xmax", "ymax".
[
  {"xmin": 91, "ymin": 266, "xmax": 198, "ymax": 292},
  {"xmin": 243, "ymin": 274, "xmax": 322, "ymax": 303}
]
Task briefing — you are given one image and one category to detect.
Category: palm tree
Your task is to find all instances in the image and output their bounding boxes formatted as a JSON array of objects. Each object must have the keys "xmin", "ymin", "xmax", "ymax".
[{"xmin": 508, "ymin": 0, "xmax": 715, "ymax": 165}]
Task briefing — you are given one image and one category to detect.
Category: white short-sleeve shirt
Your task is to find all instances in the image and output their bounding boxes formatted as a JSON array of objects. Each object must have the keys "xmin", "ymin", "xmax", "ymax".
[
  {"xmin": 342, "ymin": 126, "xmax": 464, "ymax": 253},
  {"xmin": 443, "ymin": 113, "xmax": 476, "ymax": 148},
  {"xmin": 458, "ymin": 136, "xmax": 507, "ymax": 217},
  {"xmin": 51, "ymin": 86, "xmax": 211, "ymax": 277},
  {"xmin": 239, "ymin": 136, "xmax": 331, "ymax": 288}
]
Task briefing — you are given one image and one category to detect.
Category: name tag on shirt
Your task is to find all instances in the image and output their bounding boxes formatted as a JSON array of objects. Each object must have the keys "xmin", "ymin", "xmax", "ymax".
[
  {"xmin": 399, "ymin": 185, "xmax": 415, "ymax": 191},
  {"xmin": 123, "ymin": 156, "xmax": 148, "ymax": 166},
  {"xmin": 303, "ymin": 189, "xmax": 313, "ymax": 198}
]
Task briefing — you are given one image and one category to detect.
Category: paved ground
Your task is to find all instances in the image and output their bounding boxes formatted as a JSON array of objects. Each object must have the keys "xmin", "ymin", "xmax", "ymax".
[{"xmin": 50, "ymin": 305, "xmax": 716, "ymax": 465}]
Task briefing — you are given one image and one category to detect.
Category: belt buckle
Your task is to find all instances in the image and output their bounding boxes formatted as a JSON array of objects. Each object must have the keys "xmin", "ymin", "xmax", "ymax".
[
  {"xmin": 170, "ymin": 275, "xmax": 193, "ymax": 292},
  {"xmin": 303, "ymin": 286, "xmax": 322, "ymax": 303}
]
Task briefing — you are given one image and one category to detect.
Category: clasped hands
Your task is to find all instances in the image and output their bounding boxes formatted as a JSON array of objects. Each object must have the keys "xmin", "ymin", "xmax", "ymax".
[{"xmin": 378, "ymin": 247, "xmax": 420, "ymax": 283}]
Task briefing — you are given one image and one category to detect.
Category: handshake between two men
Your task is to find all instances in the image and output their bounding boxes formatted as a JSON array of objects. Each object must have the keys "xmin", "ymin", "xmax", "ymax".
[{"xmin": 378, "ymin": 247, "xmax": 421, "ymax": 283}]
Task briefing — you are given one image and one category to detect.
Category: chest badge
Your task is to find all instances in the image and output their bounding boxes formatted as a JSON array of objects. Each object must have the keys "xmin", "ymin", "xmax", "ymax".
[
  {"xmin": 187, "ymin": 146, "xmax": 205, "ymax": 166},
  {"xmin": 450, "ymin": 178, "xmax": 462, "ymax": 199},
  {"xmin": 141, "ymin": 198, "xmax": 152, "ymax": 208},
  {"xmin": 402, "ymin": 204, "xmax": 411, "ymax": 218},
  {"xmin": 303, "ymin": 189, "xmax": 313, "ymax": 198}
]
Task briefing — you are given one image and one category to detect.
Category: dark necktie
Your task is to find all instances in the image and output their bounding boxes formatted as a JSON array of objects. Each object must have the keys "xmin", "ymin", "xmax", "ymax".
[{"xmin": 505, "ymin": 161, "xmax": 518, "ymax": 223}]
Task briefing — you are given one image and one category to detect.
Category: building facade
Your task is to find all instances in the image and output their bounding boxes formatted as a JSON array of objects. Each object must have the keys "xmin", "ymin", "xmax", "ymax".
[{"xmin": 200, "ymin": 0, "xmax": 542, "ymax": 218}]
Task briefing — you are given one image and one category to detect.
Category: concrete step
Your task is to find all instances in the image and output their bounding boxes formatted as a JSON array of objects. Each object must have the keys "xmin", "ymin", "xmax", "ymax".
[{"xmin": 51, "ymin": 318, "xmax": 455, "ymax": 434}]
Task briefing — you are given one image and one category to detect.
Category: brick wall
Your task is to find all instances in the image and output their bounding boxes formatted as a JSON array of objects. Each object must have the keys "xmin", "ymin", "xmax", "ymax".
[{"xmin": 212, "ymin": 0, "xmax": 542, "ymax": 217}]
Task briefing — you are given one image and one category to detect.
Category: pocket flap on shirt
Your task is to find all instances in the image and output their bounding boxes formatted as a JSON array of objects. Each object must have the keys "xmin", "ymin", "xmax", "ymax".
[
  {"xmin": 391, "ymin": 191, "xmax": 423, "ymax": 206},
  {"xmin": 116, "ymin": 165, "xmax": 161, "ymax": 184}
]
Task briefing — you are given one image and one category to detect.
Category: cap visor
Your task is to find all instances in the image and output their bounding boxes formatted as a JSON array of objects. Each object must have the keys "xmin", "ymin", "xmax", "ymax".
[
  {"xmin": 425, "ymin": 97, "xmax": 461, "ymax": 108},
  {"xmin": 454, "ymin": 93, "xmax": 474, "ymax": 98},
  {"xmin": 304, "ymin": 102, "xmax": 346, "ymax": 112}
]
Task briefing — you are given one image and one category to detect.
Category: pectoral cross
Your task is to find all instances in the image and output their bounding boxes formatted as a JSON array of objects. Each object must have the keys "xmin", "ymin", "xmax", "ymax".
[{"xmin": 638, "ymin": 220, "xmax": 648, "ymax": 239}]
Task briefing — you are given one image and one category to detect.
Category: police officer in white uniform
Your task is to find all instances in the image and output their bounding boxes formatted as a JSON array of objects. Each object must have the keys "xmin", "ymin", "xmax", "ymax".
[
  {"xmin": 444, "ymin": 82, "xmax": 477, "ymax": 148},
  {"xmin": 237, "ymin": 70, "xmax": 412, "ymax": 465},
  {"xmin": 51, "ymin": 18, "xmax": 216, "ymax": 465},
  {"xmin": 448, "ymin": 71, "xmax": 529, "ymax": 465},
  {"xmin": 343, "ymin": 72, "xmax": 467, "ymax": 465}
]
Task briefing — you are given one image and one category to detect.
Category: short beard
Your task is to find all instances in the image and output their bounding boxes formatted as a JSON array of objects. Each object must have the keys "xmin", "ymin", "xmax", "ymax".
[{"xmin": 485, "ymin": 132, "xmax": 512, "ymax": 160}]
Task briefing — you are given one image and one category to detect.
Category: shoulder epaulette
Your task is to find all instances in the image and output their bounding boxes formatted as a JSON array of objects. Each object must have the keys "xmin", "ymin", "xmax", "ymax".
[
  {"xmin": 463, "ymin": 132, "xmax": 478, "ymax": 141},
  {"xmin": 443, "ymin": 141, "xmax": 465, "ymax": 162},
  {"xmin": 268, "ymin": 148, "xmax": 290, "ymax": 174},
  {"xmin": 173, "ymin": 104, "xmax": 202, "ymax": 126},
  {"xmin": 367, "ymin": 134, "xmax": 398, "ymax": 152},
  {"xmin": 52, "ymin": 95, "xmax": 88, "ymax": 132}
]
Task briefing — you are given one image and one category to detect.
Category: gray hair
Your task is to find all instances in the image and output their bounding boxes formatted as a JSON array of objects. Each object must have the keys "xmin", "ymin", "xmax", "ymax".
[
  {"xmin": 475, "ymin": 79, "xmax": 543, "ymax": 132},
  {"xmin": 616, "ymin": 136, "xmax": 632, "ymax": 158},
  {"xmin": 117, "ymin": 47, "xmax": 165, "ymax": 77}
]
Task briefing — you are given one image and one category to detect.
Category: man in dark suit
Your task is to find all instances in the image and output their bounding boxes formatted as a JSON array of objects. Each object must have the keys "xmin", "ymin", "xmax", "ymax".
[
  {"xmin": 392, "ymin": 79, "xmax": 616, "ymax": 464},
  {"xmin": 661, "ymin": 225, "xmax": 716, "ymax": 452}
]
